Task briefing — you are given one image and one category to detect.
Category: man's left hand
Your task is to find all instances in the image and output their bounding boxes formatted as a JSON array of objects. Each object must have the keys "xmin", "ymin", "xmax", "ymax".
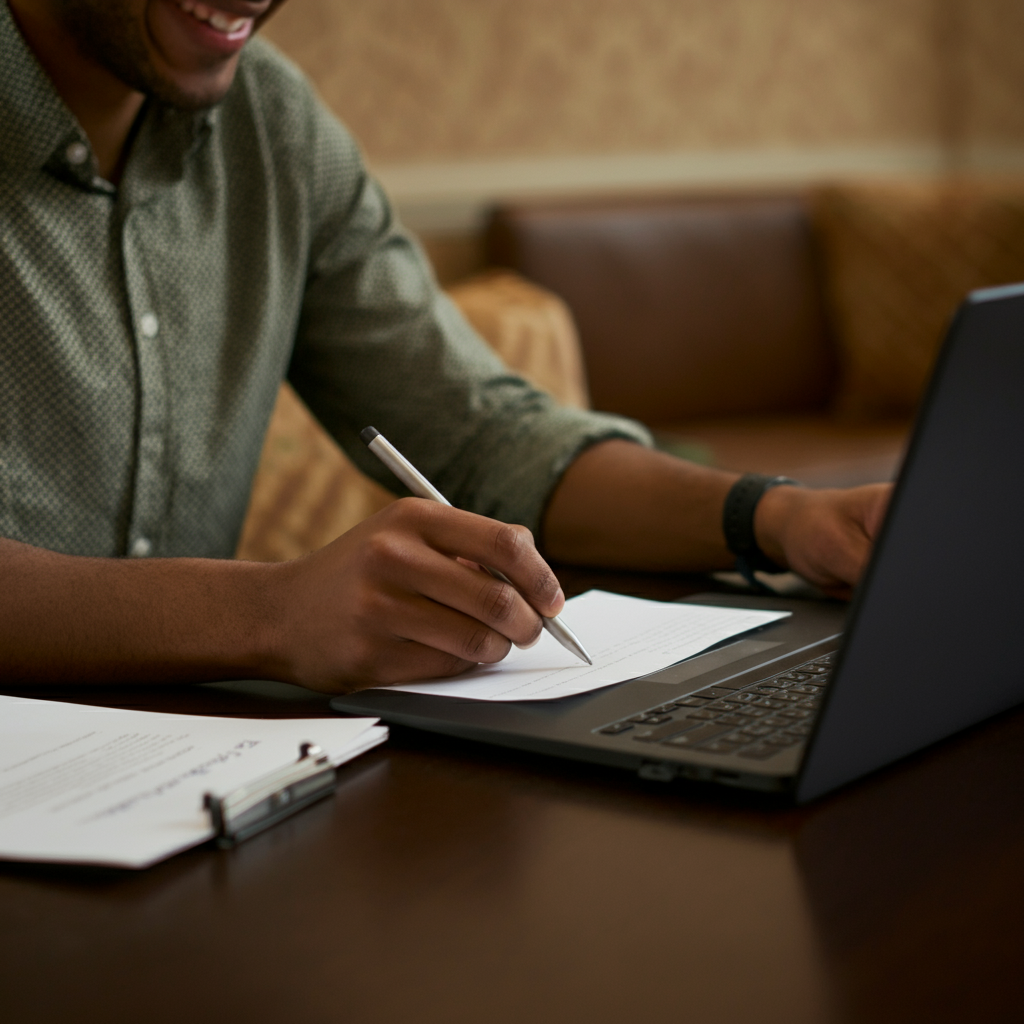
[{"xmin": 754, "ymin": 483, "xmax": 893, "ymax": 598}]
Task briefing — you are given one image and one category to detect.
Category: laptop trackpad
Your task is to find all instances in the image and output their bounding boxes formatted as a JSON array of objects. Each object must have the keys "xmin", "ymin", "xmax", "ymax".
[{"xmin": 643, "ymin": 639, "xmax": 785, "ymax": 685}]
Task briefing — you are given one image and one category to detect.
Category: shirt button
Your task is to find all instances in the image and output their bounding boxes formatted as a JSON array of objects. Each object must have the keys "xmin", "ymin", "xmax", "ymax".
[
  {"xmin": 66, "ymin": 141, "xmax": 89, "ymax": 165},
  {"xmin": 139, "ymin": 313, "xmax": 159, "ymax": 338},
  {"xmin": 130, "ymin": 537, "xmax": 153, "ymax": 558}
]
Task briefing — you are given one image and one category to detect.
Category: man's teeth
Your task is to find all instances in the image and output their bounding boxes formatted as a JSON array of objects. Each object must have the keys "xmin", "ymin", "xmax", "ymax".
[{"xmin": 178, "ymin": 1, "xmax": 251, "ymax": 34}]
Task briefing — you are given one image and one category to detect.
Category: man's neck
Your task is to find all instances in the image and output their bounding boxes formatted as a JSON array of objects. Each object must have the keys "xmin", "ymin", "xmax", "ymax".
[{"xmin": 8, "ymin": 1, "xmax": 145, "ymax": 182}]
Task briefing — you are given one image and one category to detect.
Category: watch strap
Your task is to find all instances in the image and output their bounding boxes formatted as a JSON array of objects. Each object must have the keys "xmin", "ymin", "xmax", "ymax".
[{"xmin": 722, "ymin": 473, "xmax": 799, "ymax": 577}]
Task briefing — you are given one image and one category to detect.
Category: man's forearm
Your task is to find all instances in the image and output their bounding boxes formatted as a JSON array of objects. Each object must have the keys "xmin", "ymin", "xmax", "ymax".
[
  {"xmin": 0, "ymin": 538, "xmax": 282, "ymax": 685},
  {"xmin": 0, "ymin": 500, "xmax": 571, "ymax": 692},
  {"xmin": 542, "ymin": 439, "xmax": 892, "ymax": 596},
  {"xmin": 541, "ymin": 440, "xmax": 740, "ymax": 571}
]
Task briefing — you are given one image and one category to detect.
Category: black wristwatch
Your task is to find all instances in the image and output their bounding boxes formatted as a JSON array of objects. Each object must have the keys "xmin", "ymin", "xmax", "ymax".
[{"xmin": 722, "ymin": 473, "xmax": 800, "ymax": 582}]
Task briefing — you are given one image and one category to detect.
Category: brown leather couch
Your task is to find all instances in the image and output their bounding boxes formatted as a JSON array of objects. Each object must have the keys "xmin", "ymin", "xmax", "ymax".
[{"xmin": 486, "ymin": 191, "xmax": 911, "ymax": 488}]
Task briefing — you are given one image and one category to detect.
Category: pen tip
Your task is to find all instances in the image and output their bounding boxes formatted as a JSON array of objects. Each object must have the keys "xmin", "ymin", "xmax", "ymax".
[{"xmin": 360, "ymin": 426, "xmax": 380, "ymax": 445}]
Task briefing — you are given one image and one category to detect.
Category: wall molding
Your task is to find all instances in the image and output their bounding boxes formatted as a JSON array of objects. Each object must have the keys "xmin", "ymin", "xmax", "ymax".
[{"xmin": 373, "ymin": 144, "xmax": 1024, "ymax": 234}]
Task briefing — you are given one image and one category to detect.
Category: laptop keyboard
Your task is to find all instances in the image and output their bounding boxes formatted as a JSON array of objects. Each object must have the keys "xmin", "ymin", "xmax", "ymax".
[{"xmin": 595, "ymin": 653, "xmax": 836, "ymax": 761}]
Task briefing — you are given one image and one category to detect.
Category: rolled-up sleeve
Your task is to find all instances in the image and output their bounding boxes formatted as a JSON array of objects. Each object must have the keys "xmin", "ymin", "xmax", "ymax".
[{"xmin": 286, "ymin": 91, "xmax": 651, "ymax": 535}]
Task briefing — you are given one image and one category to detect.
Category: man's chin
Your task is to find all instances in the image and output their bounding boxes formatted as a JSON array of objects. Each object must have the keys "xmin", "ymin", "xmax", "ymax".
[{"xmin": 144, "ymin": 63, "xmax": 239, "ymax": 110}]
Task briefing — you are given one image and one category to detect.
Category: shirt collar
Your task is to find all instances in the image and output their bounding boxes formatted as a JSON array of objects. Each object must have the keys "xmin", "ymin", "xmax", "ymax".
[
  {"xmin": 0, "ymin": 1, "xmax": 218, "ymax": 191},
  {"xmin": 0, "ymin": 1, "xmax": 84, "ymax": 179}
]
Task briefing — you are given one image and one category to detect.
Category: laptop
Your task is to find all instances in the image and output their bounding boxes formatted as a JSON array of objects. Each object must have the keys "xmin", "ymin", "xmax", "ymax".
[{"xmin": 331, "ymin": 283, "xmax": 1024, "ymax": 802}]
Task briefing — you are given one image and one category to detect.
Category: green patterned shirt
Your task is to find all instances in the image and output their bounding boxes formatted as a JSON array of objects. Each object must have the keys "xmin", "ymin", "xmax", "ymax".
[{"xmin": 0, "ymin": 4, "xmax": 648, "ymax": 560}]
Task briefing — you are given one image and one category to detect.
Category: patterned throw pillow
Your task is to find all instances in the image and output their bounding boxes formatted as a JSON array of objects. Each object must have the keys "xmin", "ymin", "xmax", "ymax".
[
  {"xmin": 813, "ymin": 179, "xmax": 1024, "ymax": 416},
  {"xmin": 446, "ymin": 270, "xmax": 590, "ymax": 410}
]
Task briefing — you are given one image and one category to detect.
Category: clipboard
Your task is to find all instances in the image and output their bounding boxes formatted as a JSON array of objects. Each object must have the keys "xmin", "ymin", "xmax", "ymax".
[{"xmin": 204, "ymin": 742, "xmax": 338, "ymax": 848}]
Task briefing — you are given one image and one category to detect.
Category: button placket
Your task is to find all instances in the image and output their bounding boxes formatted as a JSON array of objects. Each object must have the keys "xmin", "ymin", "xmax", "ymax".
[{"xmin": 122, "ymin": 208, "xmax": 172, "ymax": 558}]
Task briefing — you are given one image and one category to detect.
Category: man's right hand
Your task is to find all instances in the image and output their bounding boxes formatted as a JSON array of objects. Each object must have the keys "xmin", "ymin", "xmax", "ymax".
[{"xmin": 266, "ymin": 499, "xmax": 566, "ymax": 693}]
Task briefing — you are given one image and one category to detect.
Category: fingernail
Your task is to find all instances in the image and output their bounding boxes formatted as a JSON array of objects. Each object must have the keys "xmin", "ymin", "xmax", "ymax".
[{"xmin": 551, "ymin": 587, "xmax": 565, "ymax": 612}]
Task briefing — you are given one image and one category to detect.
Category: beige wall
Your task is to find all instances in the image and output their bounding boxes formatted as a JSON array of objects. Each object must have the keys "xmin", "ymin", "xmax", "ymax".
[
  {"xmin": 266, "ymin": 0, "xmax": 946, "ymax": 161},
  {"xmin": 263, "ymin": 0, "xmax": 1024, "ymax": 279},
  {"xmin": 955, "ymin": 1, "xmax": 1024, "ymax": 153},
  {"xmin": 265, "ymin": 0, "xmax": 1024, "ymax": 161}
]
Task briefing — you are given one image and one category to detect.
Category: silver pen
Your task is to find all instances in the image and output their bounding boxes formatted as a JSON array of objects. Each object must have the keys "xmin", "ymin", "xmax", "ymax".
[{"xmin": 360, "ymin": 427, "xmax": 593, "ymax": 666}]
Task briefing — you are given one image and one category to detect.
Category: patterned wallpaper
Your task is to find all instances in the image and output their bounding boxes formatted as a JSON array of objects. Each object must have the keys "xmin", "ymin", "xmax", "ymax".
[
  {"xmin": 955, "ymin": 1, "xmax": 1024, "ymax": 148},
  {"xmin": 261, "ymin": 0, "xmax": 1023, "ymax": 165}
]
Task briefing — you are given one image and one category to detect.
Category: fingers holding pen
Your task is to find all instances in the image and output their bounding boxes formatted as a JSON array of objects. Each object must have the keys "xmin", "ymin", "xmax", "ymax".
[
  {"xmin": 360, "ymin": 432, "xmax": 588, "ymax": 663},
  {"xmin": 406, "ymin": 501, "xmax": 566, "ymax": 618},
  {"xmin": 270, "ymin": 498, "xmax": 563, "ymax": 692},
  {"xmin": 365, "ymin": 502, "xmax": 550, "ymax": 647},
  {"xmin": 359, "ymin": 429, "xmax": 562, "ymax": 613}
]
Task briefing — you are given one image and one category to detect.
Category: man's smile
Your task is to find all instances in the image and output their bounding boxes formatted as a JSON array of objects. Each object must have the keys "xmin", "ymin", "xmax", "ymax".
[
  {"xmin": 173, "ymin": 0, "xmax": 254, "ymax": 41},
  {"xmin": 156, "ymin": 0, "xmax": 276, "ymax": 57}
]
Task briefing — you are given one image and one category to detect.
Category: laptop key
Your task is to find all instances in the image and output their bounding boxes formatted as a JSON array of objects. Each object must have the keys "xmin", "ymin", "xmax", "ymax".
[
  {"xmin": 701, "ymin": 739, "xmax": 743, "ymax": 754},
  {"xmin": 633, "ymin": 718, "xmax": 706, "ymax": 743},
  {"xmin": 661, "ymin": 723, "xmax": 734, "ymax": 747},
  {"xmin": 628, "ymin": 713, "xmax": 672, "ymax": 725},
  {"xmin": 783, "ymin": 723, "xmax": 813, "ymax": 737},
  {"xmin": 631, "ymin": 729, "xmax": 659, "ymax": 742},
  {"xmin": 774, "ymin": 692, "xmax": 804, "ymax": 703},
  {"xmin": 752, "ymin": 698, "xmax": 787, "ymax": 710},
  {"xmin": 685, "ymin": 708, "xmax": 719, "ymax": 721},
  {"xmin": 710, "ymin": 701, "xmax": 745, "ymax": 713},
  {"xmin": 599, "ymin": 722, "xmax": 634, "ymax": 735},
  {"xmin": 675, "ymin": 696, "xmax": 712, "ymax": 707},
  {"xmin": 717, "ymin": 713, "xmax": 754, "ymax": 726}
]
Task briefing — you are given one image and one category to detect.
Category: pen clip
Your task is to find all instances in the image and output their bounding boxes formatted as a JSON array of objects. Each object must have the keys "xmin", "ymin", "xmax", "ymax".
[{"xmin": 204, "ymin": 742, "xmax": 337, "ymax": 848}]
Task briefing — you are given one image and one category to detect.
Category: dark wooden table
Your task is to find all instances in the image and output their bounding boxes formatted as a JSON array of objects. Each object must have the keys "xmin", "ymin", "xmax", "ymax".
[{"xmin": 2, "ymin": 568, "xmax": 1023, "ymax": 1023}]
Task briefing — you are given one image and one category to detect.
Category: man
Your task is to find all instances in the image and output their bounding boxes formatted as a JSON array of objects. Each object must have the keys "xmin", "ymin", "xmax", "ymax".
[{"xmin": 0, "ymin": 0, "xmax": 890, "ymax": 693}]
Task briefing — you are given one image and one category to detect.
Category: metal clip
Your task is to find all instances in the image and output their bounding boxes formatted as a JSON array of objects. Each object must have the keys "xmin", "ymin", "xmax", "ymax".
[{"xmin": 204, "ymin": 742, "xmax": 337, "ymax": 848}]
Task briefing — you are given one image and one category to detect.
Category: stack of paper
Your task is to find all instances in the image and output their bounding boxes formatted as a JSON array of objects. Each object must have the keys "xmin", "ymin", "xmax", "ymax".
[{"xmin": 0, "ymin": 695, "xmax": 385, "ymax": 869}]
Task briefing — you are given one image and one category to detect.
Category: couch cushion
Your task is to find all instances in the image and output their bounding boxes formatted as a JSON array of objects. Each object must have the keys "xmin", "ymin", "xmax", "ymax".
[
  {"xmin": 814, "ymin": 178, "xmax": 1024, "ymax": 416},
  {"xmin": 488, "ymin": 193, "xmax": 836, "ymax": 425}
]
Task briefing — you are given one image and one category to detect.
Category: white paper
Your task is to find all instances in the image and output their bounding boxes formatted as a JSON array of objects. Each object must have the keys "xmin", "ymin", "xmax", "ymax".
[
  {"xmin": 0, "ymin": 695, "xmax": 386, "ymax": 869},
  {"xmin": 388, "ymin": 589, "xmax": 790, "ymax": 701}
]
